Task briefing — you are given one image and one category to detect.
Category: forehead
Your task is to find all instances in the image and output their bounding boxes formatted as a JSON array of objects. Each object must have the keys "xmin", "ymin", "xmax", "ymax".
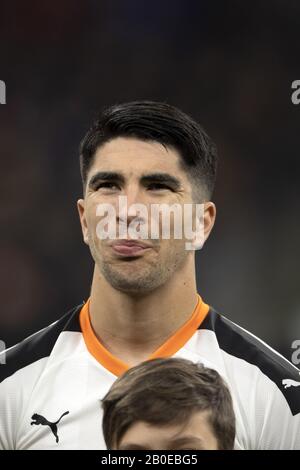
[
  {"xmin": 119, "ymin": 410, "xmax": 217, "ymax": 446},
  {"xmin": 90, "ymin": 137, "xmax": 187, "ymax": 178}
]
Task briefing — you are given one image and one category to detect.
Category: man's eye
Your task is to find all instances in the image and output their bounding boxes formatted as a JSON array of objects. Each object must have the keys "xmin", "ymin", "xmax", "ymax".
[
  {"xmin": 148, "ymin": 183, "xmax": 171, "ymax": 191},
  {"xmin": 96, "ymin": 182, "xmax": 119, "ymax": 190}
]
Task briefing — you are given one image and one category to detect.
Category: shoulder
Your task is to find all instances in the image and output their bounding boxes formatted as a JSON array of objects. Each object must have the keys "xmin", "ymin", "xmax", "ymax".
[
  {"xmin": 0, "ymin": 303, "xmax": 83, "ymax": 384},
  {"xmin": 199, "ymin": 307, "xmax": 300, "ymax": 416},
  {"xmin": 0, "ymin": 303, "xmax": 84, "ymax": 450}
]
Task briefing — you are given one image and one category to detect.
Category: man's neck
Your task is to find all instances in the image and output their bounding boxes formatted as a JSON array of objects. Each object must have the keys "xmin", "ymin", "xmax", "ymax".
[{"xmin": 88, "ymin": 264, "xmax": 198, "ymax": 366}]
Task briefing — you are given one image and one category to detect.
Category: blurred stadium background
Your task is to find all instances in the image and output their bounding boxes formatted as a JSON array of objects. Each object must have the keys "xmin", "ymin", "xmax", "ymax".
[{"xmin": 0, "ymin": 0, "xmax": 299, "ymax": 362}]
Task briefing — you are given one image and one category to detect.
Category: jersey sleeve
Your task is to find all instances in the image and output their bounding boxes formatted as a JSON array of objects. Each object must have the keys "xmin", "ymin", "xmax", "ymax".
[
  {"xmin": 0, "ymin": 372, "xmax": 19, "ymax": 449},
  {"xmin": 255, "ymin": 372, "xmax": 300, "ymax": 449},
  {"xmin": 0, "ymin": 347, "xmax": 48, "ymax": 450},
  {"xmin": 0, "ymin": 306, "xmax": 81, "ymax": 450}
]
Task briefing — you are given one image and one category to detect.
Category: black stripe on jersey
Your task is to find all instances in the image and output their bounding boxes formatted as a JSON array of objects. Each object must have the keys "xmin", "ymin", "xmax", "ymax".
[
  {"xmin": 199, "ymin": 308, "xmax": 300, "ymax": 416},
  {"xmin": 0, "ymin": 303, "xmax": 83, "ymax": 384}
]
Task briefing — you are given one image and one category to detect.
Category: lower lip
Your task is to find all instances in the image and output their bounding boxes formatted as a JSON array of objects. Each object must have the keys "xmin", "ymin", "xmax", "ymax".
[{"xmin": 112, "ymin": 244, "xmax": 150, "ymax": 256}]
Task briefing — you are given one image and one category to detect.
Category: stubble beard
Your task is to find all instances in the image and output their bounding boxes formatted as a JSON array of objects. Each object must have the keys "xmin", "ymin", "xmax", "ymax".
[{"xmin": 91, "ymin": 241, "xmax": 188, "ymax": 295}]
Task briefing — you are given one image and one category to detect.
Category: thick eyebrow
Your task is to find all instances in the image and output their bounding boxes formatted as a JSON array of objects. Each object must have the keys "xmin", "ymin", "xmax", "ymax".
[
  {"xmin": 88, "ymin": 171, "xmax": 125, "ymax": 189},
  {"xmin": 140, "ymin": 173, "xmax": 182, "ymax": 190},
  {"xmin": 88, "ymin": 171, "xmax": 182, "ymax": 191}
]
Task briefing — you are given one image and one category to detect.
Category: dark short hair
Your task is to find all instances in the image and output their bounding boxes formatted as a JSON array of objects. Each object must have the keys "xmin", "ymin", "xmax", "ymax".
[
  {"xmin": 101, "ymin": 357, "xmax": 235, "ymax": 450},
  {"xmin": 79, "ymin": 101, "xmax": 218, "ymax": 200}
]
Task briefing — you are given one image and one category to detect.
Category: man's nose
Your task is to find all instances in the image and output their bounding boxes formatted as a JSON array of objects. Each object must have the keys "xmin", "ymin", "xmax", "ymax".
[
  {"xmin": 117, "ymin": 186, "xmax": 149, "ymax": 225},
  {"xmin": 125, "ymin": 185, "xmax": 148, "ymax": 207}
]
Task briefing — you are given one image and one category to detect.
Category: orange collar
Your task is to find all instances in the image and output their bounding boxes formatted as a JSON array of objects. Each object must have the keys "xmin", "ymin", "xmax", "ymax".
[{"xmin": 79, "ymin": 295, "xmax": 209, "ymax": 377}]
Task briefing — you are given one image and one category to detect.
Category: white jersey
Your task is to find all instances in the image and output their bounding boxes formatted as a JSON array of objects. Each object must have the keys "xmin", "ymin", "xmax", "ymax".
[{"xmin": 0, "ymin": 295, "xmax": 299, "ymax": 450}]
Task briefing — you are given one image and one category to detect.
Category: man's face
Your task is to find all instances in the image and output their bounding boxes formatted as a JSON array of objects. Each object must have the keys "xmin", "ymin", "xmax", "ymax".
[
  {"xmin": 116, "ymin": 411, "xmax": 219, "ymax": 450},
  {"xmin": 78, "ymin": 137, "xmax": 197, "ymax": 294}
]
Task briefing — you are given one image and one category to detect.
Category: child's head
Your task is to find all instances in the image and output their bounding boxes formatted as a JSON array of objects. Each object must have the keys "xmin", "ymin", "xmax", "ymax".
[{"xmin": 102, "ymin": 358, "xmax": 235, "ymax": 450}]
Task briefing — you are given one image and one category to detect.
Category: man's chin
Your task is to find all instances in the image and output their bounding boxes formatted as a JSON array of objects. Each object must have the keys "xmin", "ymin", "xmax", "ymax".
[
  {"xmin": 102, "ymin": 269, "xmax": 163, "ymax": 294},
  {"xmin": 111, "ymin": 277, "xmax": 156, "ymax": 293}
]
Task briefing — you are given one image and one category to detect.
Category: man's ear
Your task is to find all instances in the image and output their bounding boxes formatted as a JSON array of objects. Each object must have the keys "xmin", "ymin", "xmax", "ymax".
[
  {"xmin": 77, "ymin": 199, "xmax": 89, "ymax": 245},
  {"xmin": 190, "ymin": 202, "xmax": 216, "ymax": 251},
  {"xmin": 203, "ymin": 201, "xmax": 216, "ymax": 243}
]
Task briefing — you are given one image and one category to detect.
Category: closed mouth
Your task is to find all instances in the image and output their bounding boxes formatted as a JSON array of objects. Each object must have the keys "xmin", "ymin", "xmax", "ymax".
[{"xmin": 110, "ymin": 239, "xmax": 152, "ymax": 256}]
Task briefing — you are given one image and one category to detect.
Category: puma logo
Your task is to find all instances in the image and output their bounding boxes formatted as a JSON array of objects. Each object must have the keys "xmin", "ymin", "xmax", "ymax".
[
  {"xmin": 31, "ymin": 411, "xmax": 69, "ymax": 443},
  {"xmin": 282, "ymin": 379, "xmax": 300, "ymax": 389}
]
